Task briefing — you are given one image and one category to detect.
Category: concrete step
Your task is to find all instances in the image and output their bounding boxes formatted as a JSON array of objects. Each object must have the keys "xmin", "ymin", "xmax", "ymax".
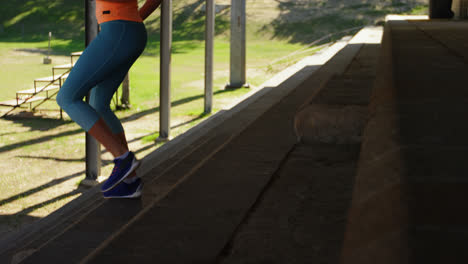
[
  {"xmin": 294, "ymin": 31, "xmax": 382, "ymax": 145},
  {"xmin": 2, "ymin": 27, "xmax": 380, "ymax": 264},
  {"xmin": 309, "ymin": 77, "xmax": 374, "ymax": 105},
  {"xmin": 410, "ymin": 20, "xmax": 468, "ymax": 61},
  {"xmin": 220, "ymin": 33, "xmax": 380, "ymax": 263},
  {"xmin": 219, "ymin": 143, "xmax": 361, "ymax": 264}
]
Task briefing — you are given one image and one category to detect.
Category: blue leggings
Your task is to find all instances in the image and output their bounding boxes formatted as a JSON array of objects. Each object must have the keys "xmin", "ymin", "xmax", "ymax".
[{"xmin": 57, "ymin": 20, "xmax": 147, "ymax": 133}]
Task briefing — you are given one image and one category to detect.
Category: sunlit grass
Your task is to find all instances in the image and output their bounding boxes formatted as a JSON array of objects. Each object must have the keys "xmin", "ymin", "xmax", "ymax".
[{"xmin": 406, "ymin": 5, "xmax": 429, "ymax": 15}]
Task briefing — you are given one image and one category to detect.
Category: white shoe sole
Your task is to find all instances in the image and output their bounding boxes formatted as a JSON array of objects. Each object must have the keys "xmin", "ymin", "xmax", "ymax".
[
  {"xmin": 103, "ymin": 182, "xmax": 143, "ymax": 199},
  {"xmin": 102, "ymin": 158, "xmax": 141, "ymax": 192}
]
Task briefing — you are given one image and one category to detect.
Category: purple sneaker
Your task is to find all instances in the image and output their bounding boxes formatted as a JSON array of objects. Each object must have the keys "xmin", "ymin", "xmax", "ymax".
[
  {"xmin": 103, "ymin": 178, "xmax": 143, "ymax": 199},
  {"xmin": 101, "ymin": 151, "xmax": 140, "ymax": 192}
]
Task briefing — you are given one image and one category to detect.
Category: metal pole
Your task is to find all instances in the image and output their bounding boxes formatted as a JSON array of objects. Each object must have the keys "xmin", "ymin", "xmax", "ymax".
[
  {"xmin": 48, "ymin": 32, "xmax": 51, "ymax": 58},
  {"xmin": 429, "ymin": 0, "xmax": 454, "ymax": 18},
  {"xmin": 158, "ymin": 0, "xmax": 172, "ymax": 141},
  {"xmin": 204, "ymin": 0, "xmax": 214, "ymax": 113},
  {"xmin": 43, "ymin": 32, "xmax": 52, "ymax": 64},
  {"xmin": 226, "ymin": 0, "xmax": 248, "ymax": 89},
  {"xmin": 85, "ymin": 0, "xmax": 101, "ymax": 181},
  {"xmin": 121, "ymin": 73, "xmax": 130, "ymax": 108}
]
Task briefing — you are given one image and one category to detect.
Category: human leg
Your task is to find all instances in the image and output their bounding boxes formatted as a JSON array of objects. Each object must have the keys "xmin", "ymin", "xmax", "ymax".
[
  {"xmin": 84, "ymin": 21, "xmax": 146, "ymax": 191},
  {"xmin": 88, "ymin": 118, "xmax": 128, "ymax": 157},
  {"xmin": 57, "ymin": 20, "xmax": 146, "ymax": 159},
  {"xmin": 89, "ymin": 59, "xmax": 140, "ymax": 181},
  {"xmin": 89, "ymin": 60, "xmax": 141, "ymax": 160}
]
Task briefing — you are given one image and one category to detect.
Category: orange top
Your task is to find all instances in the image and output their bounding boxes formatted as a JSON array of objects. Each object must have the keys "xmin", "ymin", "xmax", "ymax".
[{"xmin": 96, "ymin": 0, "xmax": 143, "ymax": 24}]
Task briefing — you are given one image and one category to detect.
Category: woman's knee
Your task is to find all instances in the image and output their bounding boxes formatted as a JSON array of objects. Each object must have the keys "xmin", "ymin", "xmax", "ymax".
[
  {"xmin": 56, "ymin": 88, "xmax": 71, "ymax": 109},
  {"xmin": 57, "ymin": 82, "xmax": 90, "ymax": 111}
]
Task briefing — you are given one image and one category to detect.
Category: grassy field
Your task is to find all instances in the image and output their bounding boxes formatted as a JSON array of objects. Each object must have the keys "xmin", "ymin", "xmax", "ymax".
[{"xmin": 0, "ymin": 0, "xmax": 428, "ymax": 235}]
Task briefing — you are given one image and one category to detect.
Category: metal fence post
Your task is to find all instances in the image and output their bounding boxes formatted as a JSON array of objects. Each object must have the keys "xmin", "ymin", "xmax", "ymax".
[
  {"xmin": 204, "ymin": 0, "xmax": 215, "ymax": 113},
  {"xmin": 158, "ymin": 0, "xmax": 172, "ymax": 141},
  {"xmin": 84, "ymin": 0, "xmax": 101, "ymax": 182},
  {"xmin": 121, "ymin": 73, "xmax": 130, "ymax": 108},
  {"xmin": 226, "ymin": 0, "xmax": 248, "ymax": 89},
  {"xmin": 429, "ymin": 0, "xmax": 455, "ymax": 18}
]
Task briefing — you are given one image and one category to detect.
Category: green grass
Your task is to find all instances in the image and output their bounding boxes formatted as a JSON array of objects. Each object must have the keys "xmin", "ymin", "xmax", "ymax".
[
  {"xmin": 405, "ymin": 5, "xmax": 429, "ymax": 15},
  {"xmin": 258, "ymin": 14, "xmax": 367, "ymax": 44}
]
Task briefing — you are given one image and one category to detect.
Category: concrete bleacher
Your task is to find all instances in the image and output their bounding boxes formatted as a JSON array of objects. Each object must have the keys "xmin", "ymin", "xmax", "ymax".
[
  {"xmin": 0, "ymin": 26, "xmax": 379, "ymax": 263},
  {"xmin": 0, "ymin": 25, "xmax": 378, "ymax": 263},
  {"xmin": 2, "ymin": 16, "xmax": 468, "ymax": 263}
]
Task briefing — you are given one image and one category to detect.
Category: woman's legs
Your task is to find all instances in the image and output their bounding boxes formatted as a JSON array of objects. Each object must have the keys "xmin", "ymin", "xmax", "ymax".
[
  {"xmin": 88, "ymin": 58, "xmax": 138, "ymax": 158},
  {"xmin": 88, "ymin": 119, "xmax": 127, "ymax": 157},
  {"xmin": 57, "ymin": 20, "xmax": 146, "ymax": 159},
  {"xmin": 114, "ymin": 132, "xmax": 129, "ymax": 151},
  {"xmin": 57, "ymin": 20, "xmax": 147, "ymax": 195}
]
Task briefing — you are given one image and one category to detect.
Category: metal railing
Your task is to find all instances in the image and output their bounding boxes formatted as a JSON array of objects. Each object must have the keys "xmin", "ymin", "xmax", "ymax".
[
  {"xmin": 158, "ymin": 0, "xmax": 172, "ymax": 142},
  {"xmin": 227, "ymin": 0, "xmax": 247, "ymax": 88}
]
